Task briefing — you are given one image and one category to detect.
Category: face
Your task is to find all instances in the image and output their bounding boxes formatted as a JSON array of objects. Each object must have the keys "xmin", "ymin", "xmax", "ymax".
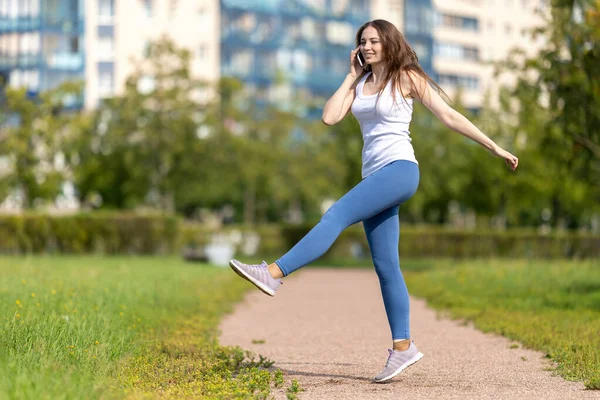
[{"xmin": 360, "ymin": 26, "xmax": 383, "ymax": 65}]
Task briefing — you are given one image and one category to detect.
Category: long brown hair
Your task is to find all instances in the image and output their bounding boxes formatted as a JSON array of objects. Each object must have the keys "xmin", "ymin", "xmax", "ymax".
[{"xmin": 355, "ymin": 19, "xmax": 448, "ymax": 105}]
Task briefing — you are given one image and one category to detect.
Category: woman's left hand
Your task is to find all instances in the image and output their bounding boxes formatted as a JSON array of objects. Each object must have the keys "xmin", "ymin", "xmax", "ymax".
[{"xmin": 490, "ymin": 145, "xmax": 519, "ymax": 171}]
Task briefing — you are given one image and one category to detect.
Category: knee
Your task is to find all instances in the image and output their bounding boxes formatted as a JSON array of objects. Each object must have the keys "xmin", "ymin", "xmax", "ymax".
[
  {"xmin": 373, "ymin": 260, "xmax": 401, "ymax": 282},
  {"xmin": 320, "ymin": 205, "xmax": 348, "ymax": 230}
]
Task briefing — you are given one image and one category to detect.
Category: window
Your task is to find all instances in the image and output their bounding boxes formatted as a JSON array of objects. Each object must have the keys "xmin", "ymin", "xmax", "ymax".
[
  {"xmin": 438, "ymin": 74, "xmax": 479, "ymax": 90},
  {"xmin": 142, "ymin": 0, "xmax": 152, "ymax": 18},
  {"xmin": 20, "ymin": 0, "xmax": 34, "ymax": 16},
  {"xmin": 97, "ymin": 26, "xmax": 113, "ymax": 59},
  {"xmin": 98, "ymin": 36, "xmax": 113, "ymax": 58},
  {"xmin": 98, "ymin": 0, "xmax": 114, "ymax": 22},
  {"xmin": 326, "ymin": 21, "xmax": 353, "ymax": 46},
  {"xmin": 169, "ymin": 0, "xmax": 177, "ymax": 19},
  {"xmin": 406, "ymin": 3, "xmax": 433, "ymax": 35},
  {"xmin": 98, "ymin": 62, "xmax": 114, "ymax": 96},
  {"xmin": 412, "ymin": 40, "xmax": 430, "ymax": 62},
  {"xmin": 435, "ymin": 43, "xmax": 479, "ymax": 61},
  {"xmin": 436, "ymin": 13, "xmax": 479, "ymax": 31},
  {"xmin": 196, "ymin": 43, "xmax": 207, "ymax": 60}
]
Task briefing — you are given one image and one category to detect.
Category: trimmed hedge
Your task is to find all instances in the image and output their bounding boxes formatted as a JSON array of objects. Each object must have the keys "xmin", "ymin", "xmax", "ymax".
[
  {"xmin": 0, "ymin": 213, "xmax": 179, "ymax": 254},
  {"xmin": 0, "ymin": 214, "xmax": 598, "ymax": 259},
  {"xmin": 183, "ymin": 223, "xmax": 600, "ymax": 260}
]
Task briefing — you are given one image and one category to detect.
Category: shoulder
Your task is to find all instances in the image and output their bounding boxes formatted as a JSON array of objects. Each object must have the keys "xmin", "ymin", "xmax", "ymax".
[
  {"xmin": 400, "ymin": 69, "xmax": 426, "ymax": 86},
  {"xmin": 400, "ymin": 69, "xmax": 429, "ymax": 98}
]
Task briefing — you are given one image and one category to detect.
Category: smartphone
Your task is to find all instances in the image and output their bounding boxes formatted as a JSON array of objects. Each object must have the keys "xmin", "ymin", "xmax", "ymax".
[{"xmin": 356, "ymin": 51, "xmax": 365, "ymax": 67}]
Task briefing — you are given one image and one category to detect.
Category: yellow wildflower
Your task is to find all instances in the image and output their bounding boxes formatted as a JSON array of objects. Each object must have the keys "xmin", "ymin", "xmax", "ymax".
[{"xmin": 31, "ymin": 293, "xmax": 35, "ymax": 298}]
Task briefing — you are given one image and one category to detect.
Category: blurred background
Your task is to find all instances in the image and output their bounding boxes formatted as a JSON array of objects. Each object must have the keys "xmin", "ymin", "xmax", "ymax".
[{"xmin": 0, "ymin": 0, "xmax": 598, "ymax": 262}]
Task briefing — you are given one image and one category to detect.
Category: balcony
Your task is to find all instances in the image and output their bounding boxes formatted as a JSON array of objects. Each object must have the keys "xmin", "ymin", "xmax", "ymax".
[
  {"xmin": 0, "ymin": 17, "xmax": 41, "ymax": 32},
  {"xmin": 0, "ymin": 54, "xmax": 42, "ymax": 69},
  {"xmin": 45, "ymin": 53, "xmax": 84, "ymax": 71}
]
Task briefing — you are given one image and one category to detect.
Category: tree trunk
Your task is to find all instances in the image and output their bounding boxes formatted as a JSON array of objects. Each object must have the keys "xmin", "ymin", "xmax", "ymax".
[{"xmin": 244, "ymin": 183, "xmax": 256, "ymax": 226}]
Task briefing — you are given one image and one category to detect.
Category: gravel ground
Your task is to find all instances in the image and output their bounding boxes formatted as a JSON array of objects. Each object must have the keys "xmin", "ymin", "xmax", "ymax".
[{"xmin": 218, "ymin": 269, "xmax": 599, "ymax": 400}]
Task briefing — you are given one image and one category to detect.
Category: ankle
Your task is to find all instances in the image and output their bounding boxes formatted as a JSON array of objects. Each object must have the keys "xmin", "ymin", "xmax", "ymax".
[
  {"xmin": 393, "ymin": 339, "xmax": 411, "ymax": 351},
  {"xmin": 268, "ymin": 263, "xmax": 284, "ymax": 279}
]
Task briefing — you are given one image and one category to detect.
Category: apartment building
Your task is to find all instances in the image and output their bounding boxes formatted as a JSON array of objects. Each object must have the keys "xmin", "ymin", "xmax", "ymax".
[
  {"xmin": 0, "ymin": 0, "xmax": 545, "ymax": 112},
  {"xmin": 373, "ymin": 0, "xmax": 546, "ymax": 111},
  {"xmin": 220, "ymin": 0, "xmax": 370, "ymax": 116},
  {"xmin": 0, "ymin": 0, "xmax": 220, "ymax": 110},
  {"xmin": 372, "ymin": 0, "xmax": 435, "ymax": 79},
  {"xmin": 85, "ymin": 0, "xmax": 219, "ymax": 109},
  {"xmin": 433, "ymin": 0, "xmax": 545, "ymax": 110},
  {"xmin": 0, "ymin": 0, "xmax": 85, "ymax": 106}
]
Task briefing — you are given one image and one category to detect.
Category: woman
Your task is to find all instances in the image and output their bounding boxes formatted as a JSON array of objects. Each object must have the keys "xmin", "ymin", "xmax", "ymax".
[{"xmin": 229, "ymin": 19, "xmax": 518, "ymax": 383}]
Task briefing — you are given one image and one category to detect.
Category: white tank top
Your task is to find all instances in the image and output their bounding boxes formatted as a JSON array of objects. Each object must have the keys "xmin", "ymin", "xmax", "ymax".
[{"xmin": 351, "ymin": 72, "xmax": 418, "ymax": 178}]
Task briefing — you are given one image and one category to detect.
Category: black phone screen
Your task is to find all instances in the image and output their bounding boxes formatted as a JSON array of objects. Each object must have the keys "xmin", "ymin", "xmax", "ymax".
[{"xmin": 357, "ymin": 52, "xmax": 365, "ymax": 66}]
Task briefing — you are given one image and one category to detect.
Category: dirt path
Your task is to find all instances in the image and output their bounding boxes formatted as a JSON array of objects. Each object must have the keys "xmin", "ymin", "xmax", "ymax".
[{"xmin": 218, "ymin": 269, "xmax": 598, "ymax": 399}]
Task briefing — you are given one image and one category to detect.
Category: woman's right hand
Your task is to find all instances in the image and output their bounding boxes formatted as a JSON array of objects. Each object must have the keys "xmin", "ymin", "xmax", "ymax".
[{"xmin": 350, "ymin": 46, "xmax": 363, "ymax": 78}]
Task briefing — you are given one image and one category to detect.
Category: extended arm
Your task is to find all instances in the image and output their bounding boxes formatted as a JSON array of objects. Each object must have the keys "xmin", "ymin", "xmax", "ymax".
[{"xmin": 407, "ymin": 71, "xmax": 519, "ymax": 171}]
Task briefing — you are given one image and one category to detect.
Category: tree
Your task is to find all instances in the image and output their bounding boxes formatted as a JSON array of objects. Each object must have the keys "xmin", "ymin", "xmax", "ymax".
[
  {"xmin": 0, "ymin": 82, "xmax": 83, "ymax": 209},
  {"xmin": 498, "ymin": 0, "xmax": 600, "ymax": 228},
  {"xmin": 71, "ymin": 37, "xmax": 209, "ymax": 212}
]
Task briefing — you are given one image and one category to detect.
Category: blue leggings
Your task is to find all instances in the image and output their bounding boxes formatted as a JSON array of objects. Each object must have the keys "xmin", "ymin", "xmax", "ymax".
[{"xmin": 275, "ymin": 160, "xmax": 420, "ymax": 340}]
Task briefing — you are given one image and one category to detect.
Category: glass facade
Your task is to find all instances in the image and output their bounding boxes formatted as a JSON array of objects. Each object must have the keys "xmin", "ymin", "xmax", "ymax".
[
  {"xmin": 220, "ymin": 0, "xmax": 370, "ymax": 115},
  {"xmin": 404, "ymin": 0, "xmax": 434, "ymax": 78},
  {"xmin": 0, "ymin": 0, "xmax": 85, "ymax": 105},
  {"xmin": 435, "ymin": 42, "xmax": 479, "ymax": 61},
  {"xmin": 433, "ymin": 12, "xmax": 478, "ymax": 32}
]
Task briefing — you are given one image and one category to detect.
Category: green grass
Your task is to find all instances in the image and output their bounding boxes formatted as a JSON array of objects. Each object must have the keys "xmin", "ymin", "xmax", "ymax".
[
  {"xmin": 2, "ymin": 255, "xmax": 597, "ymax": 396},
  {"xmin": 0, "ymin": 256, "xmax": 281, "ymax": 399},
  {"xmin": 401, "ymin": 258, "xmax": 600, "ymax": 390}
]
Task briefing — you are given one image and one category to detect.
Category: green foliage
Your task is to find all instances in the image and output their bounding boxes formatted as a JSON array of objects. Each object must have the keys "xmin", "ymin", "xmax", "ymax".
[
  {"xmin": 495, "ymin": 0, "xmax": 600, "ymax": 227},
  {"xmin": 1, "ymin": 214, "xmax": 597, "ymax": 258},
  {"xmin": 120, "ymin": 325, "xmax": 278, "ymax": 399},
  {"xmin": 70, "ymin": 37, "xmax": 208, "ymax": 212},
  {"xmin": 273, "ymin": 223, "xmax": 600, "ymax": 259},
  {"xmin": 0, "ymin": 82, "xmax": 84, "ymax": 207},
  {"xmin": 0, "ymin": 213, "xmax": 179, "ymax": 254},
  {"xmin": 286, "ymin": 379, "xmax": 304, "ymax": 400},
  {"xmin": 405, "ymin": 259, "xmax": 600, "ymax": 389},
  {"xmin": 2, "ymin": 24, "xmax": 599, "ymax": 229},
  {"xmin": 203, "ymin": 78, "xmax": 346, "ymax": 224}
]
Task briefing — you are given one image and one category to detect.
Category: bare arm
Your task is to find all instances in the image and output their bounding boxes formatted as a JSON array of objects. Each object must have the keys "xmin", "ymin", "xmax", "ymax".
[
  {"xmin": 407, "ymin": 71, "xmax": 519, "ymax": 171},
  {"xmin": 322, "ymin": 47, "xmax": 364, "ymax": 126}
]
